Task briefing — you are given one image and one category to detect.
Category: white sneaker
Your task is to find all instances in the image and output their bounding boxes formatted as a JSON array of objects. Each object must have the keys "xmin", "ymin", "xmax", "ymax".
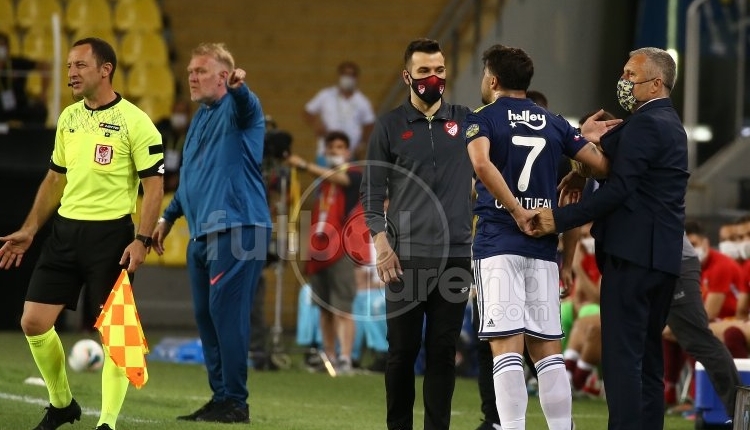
[{"xmin": 336, "ymin": 357, "xmax": 353, "ymax": 375}]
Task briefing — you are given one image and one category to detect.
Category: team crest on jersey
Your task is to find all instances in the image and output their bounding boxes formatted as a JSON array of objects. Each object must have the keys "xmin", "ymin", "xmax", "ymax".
[
  {"xmin": 466, "ymin": 123, "xmax": 479, "ymax": 139},
  {"xmin": 94, "ymin": 144, "xmax": 113, "ymax": 165},
  {"xmin": 402, "ymin": 130, "xmax": 414, "ymax": 140},
  {"xmin": 444, "ymin": 121, "xmax": 459, "ymax": 137},
  {"xmin": 99, "ymin": 122, "xmax": 120, "ymax": 131}
]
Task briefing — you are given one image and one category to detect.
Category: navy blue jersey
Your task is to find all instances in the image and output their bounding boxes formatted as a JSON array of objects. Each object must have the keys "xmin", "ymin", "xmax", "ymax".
[{"xmin": 465, "ymin": 97, "xmax": 586, "ymax": 261}]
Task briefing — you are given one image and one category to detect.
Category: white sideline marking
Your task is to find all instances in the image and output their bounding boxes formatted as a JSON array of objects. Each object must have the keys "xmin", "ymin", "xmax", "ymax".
[{"xmin": 0, "ymin": 392, "xmax": 156, "ymax": 423}]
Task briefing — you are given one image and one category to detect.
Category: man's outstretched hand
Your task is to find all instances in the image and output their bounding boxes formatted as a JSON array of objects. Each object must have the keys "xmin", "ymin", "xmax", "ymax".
[
  {"xmin": 530, "ymin": 208, "xmax": 556, "ymax": 237},
  {"xmin": 580, "ymin": 108, "xmax": 622, "ymax": 144},
  {"xmin": 511, "ymin": 206, "xmax": 539, "ymax": 235},
  {"xmin": 0, "ymin": 229, "xmax": 33, "ymax": 269}
]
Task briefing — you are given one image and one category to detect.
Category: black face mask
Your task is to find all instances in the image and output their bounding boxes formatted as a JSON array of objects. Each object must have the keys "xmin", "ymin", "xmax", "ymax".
[{"xmin": 408, "ymin": 74, "xmax": 445, "ymax": 105}]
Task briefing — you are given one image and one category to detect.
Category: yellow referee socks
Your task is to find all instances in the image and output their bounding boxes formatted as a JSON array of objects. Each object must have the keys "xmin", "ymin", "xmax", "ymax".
[
  {"xmin": 98, "ymin": 347, "xmax": 129, "ymax": 429},
  {"xmin": 26, "ymin": 327, "xmax": 73, "ymax": 408}
]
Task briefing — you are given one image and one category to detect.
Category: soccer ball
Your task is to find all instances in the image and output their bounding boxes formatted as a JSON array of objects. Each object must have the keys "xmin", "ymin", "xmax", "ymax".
[{"xmin": 68, "ymin": 339, "xmax": 104, "ymax": 372}]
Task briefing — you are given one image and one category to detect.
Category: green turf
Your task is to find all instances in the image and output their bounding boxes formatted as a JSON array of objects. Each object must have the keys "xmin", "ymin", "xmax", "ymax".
[{"xmin": 0, "ymin": 331, "xmax": 696, "ymax": 429}]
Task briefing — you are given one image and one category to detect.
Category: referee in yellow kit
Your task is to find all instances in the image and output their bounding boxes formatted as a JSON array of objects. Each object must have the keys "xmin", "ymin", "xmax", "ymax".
[{"xmin": 0, "ymin": 38, "xmax": 163, "ymax": 430}]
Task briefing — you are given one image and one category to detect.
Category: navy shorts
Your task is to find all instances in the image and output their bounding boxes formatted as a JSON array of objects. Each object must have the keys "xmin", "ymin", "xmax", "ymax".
[{"xmin": 26, "ymin": 214, "xmax": 134, "ymax": 314}]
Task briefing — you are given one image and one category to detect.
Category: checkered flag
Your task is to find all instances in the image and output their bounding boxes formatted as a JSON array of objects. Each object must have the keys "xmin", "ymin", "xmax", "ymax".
[{"xmin": 94, "ymin": 270, "xmax": 149, "ymax": 388}]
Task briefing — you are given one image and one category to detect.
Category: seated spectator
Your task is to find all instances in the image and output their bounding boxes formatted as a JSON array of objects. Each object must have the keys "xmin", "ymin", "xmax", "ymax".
[
  {"xmin": 705, "ymin": 215, "xmax": 750, "ymax": 356},
  {"xmin": 717, "ymin": 219, "xmax": 749, "ymax": 320},
  {"xmin": 734, "ymin": 215, "xmax": 750, "ymax": 313},
  {"xmin": 687, "ymin": 220, "xmax": 743, "ymax": 321},
  {"xmin": 0, "ymin": 32, "xmax": 49, "ymax": 125},
  {"xmin": 738, "ymin": 215, "xmax": 750, "ymax": 261},
  {"xmin": 664, "ymin": 220, "xmax": 745, "ymax": 411}
]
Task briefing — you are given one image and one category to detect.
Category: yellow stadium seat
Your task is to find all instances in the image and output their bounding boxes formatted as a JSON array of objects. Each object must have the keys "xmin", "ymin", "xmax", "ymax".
[
  {"xmin": 125, "ymin": 63, "xmax": 174, "ymax": 101},
  {"xmin": 156, "ymin": 217, "xmax": 190, "ymax": 266},
  {"xmin": 8, "ymin": 31, "xmax": 22, "ymax": 57},
  {"xmin": 16, "ymin": 0, "xmax": 63, "ymax": 30},
  {"xmin": 0, "ymin": 0, "xmax": 14, "ymax": 33},
  {"xmin": 119, "ymin": 30, "xmax": 168, "ymax": 67},
  {"xmin": 112, "ymin": 68, "xmax": 126, "ymax": 95},
  {"xmin": 47, "ymin": 68, "xmax": 77, "ymax": 114},
  {"xmin": 113, "ymin": 0, "xmax": 162, "ymax": 33},
  {"xmin": 71, "ymin": 26, "xmax": 117, "ymax": 46},
  {"xmin": 65, "ymin": 0, "xmax": 112, "ymax": 32},
  {"xmin": 136, "ymin": 193, "xmax": 189, "ymax": 267},
  {"xmin": 25, "ymin": 70, "xmax": 43, "ymax": 98},
  {"xmin": 22, "ymin": 28, "xmax": 64, "ymax": 62},
  {"xmin": 51, "ymin": 86, "xmax": 79, "ymax": 116},
  {"xmin": 48, "ymin": 68, "xmax": 67, "ymax": 102},
  {"xmin": 136, "ymin": 96, "xmax": 173, "ymax": 122}
]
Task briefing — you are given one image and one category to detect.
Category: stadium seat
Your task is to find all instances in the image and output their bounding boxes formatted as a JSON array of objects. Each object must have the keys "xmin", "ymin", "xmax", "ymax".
[
  {"xmin": 0, "ymin": 0, "xmax": 14, "ymax": 33},
  {"xmin": 24, "ymin": 70, "xmax": 44, "ymax": 98},
  {"xmin": 112, "ymin": 68, "xmax": 126, "ymax": 95},
  {"xmin": 113, "ymin": 0, "xmax": 162, "ymax": 33},
  {"xmin": 153, "ymin": 216, "xmax": 190, "ymax": 266},
  {"xmin": 125, "ymin": 63, "xmax": 175, "ymax": 101},
  {"xmin": 16, "ymin": 0, "xmax": 63, "ymax": 30},
  {"xmin": 136, "ymin": 193, "xmax": 189, "ymax": 267},
  {"xmin": 65, "ymin": 0, "xmax": 112, "ymax": 33},
  {"xmin": 8, "ymin": 31, "xmax": 22, "ymax": 57},
  {"xmin": 71, "ymin": 26, "xmax": 117, "ymax": 46},
  {"xmin": 22, "ymin": 28, "xmax": 64, "ymax": 62},
  {"xmin": 45, "ymin": 66, "xmax": 70, "ymax": 103},
  {"xmin": 119, "ymin": 30, "xmax": 168, "ymax": 67},
  {"xmin": 136, "ymin": 96, "xmax": 173, "ymax": 122}
]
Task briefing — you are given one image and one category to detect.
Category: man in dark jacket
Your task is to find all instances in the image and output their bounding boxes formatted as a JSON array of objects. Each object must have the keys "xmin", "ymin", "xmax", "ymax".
[
  {"xmin": 360, "ymin": 38, "xmax": 472, "ymax": 430},
  {"xmin": 534, "ymin": 47, "xmax": 690, "ymax": 430}
]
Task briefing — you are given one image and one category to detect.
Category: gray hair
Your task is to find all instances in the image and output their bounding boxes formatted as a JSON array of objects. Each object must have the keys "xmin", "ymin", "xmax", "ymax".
[
  {"xmin": 192, "ymin": 42, "xmax": 235, "ymax": 72},
  {"xmin": 630, "ymin": 47, "xmax": 676, "ymax": 91}
]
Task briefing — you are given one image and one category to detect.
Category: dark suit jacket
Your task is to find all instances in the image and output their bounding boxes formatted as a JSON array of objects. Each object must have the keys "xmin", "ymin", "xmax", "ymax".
[{"xmin": 553, "ymin": 98, "xmax": 689, "ymax": 276}]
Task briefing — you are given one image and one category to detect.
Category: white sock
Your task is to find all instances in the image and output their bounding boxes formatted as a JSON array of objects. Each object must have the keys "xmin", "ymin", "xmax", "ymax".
[
  {"xmin": 576, "ymin": 359, "xmax": 593, "ymax": 371},
  {"xmin": 535, "ymin": 354, "xmax": 573, "ymax": 430},
  {"xmin": 493, "ymin": 353, "xmax": 527, "ymax": 430},
  {"xmin": 562, "ymin": 349, "xmax": 579, "ymax": 362}
]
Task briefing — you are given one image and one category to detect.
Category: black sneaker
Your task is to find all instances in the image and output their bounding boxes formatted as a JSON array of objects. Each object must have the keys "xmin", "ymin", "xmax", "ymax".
[
  {"xmin": 33, "ymin": 398, "xmax": 81, "ymax": 430},
  {"xmin": 95, "ymin": 425, "xmax": 113, "ymax": 430},
  {"xmin": 196, "ymin": 399, "xmax": 250, "ymax": 423},
  {"xmin": 176, "ymin": 399, "xmax": 218, "ymax": 421},
  {"xmin": 475, "ymin": 419, "xmax": 501, "ymax": 430}
]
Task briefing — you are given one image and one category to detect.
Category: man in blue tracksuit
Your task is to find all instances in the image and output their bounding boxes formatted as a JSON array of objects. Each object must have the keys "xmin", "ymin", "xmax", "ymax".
[{"xmin": 153, "ymin": 42, "xmax": 271, "ymax": 424}]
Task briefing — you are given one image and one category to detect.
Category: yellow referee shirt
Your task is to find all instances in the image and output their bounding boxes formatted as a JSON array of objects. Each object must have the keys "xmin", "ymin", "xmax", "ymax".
[{"xmin": 50, "ymin": 94, "xmax": 163, "ymax": 221}]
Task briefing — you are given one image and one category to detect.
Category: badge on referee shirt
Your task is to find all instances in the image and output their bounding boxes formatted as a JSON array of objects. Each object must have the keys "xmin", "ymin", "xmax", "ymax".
[{"xmin": 95, "ymin": 144, "xmax": 113, "ymax": 165}]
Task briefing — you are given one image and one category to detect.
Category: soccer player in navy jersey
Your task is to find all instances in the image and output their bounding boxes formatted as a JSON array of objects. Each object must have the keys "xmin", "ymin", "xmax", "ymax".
[{"xmin": 465, "ymin": 44, "xmax": 617, "ymax": 429}]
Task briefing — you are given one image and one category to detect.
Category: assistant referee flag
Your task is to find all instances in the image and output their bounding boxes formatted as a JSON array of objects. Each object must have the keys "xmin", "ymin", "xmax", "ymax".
[{"xmin": 94, "ymin": 269, "xmax": 149, "ymax": 388}]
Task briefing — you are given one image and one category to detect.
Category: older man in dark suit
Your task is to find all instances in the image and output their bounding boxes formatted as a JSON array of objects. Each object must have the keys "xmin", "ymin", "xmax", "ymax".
[{"xmin": 533, "ymin": 47, "xmax": 689, "ymax": 430}]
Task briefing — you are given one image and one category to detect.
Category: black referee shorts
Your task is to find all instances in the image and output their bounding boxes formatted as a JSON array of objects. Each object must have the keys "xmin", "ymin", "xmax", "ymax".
[{"xmin": 26, "ymin": 214, "xmax": 134, "ymax": 314}]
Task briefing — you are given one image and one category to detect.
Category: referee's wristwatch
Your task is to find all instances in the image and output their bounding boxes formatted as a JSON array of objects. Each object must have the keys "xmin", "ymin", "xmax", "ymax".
[{"xmin": 135, "ymin": 234, "xmax": 153, "ymax": 247}]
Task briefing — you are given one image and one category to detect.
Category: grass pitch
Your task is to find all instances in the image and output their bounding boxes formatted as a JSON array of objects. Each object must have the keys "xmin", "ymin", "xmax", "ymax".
[{"xmin": 0, "ymin": 331, "xmax": 696, "ymax": 429}]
